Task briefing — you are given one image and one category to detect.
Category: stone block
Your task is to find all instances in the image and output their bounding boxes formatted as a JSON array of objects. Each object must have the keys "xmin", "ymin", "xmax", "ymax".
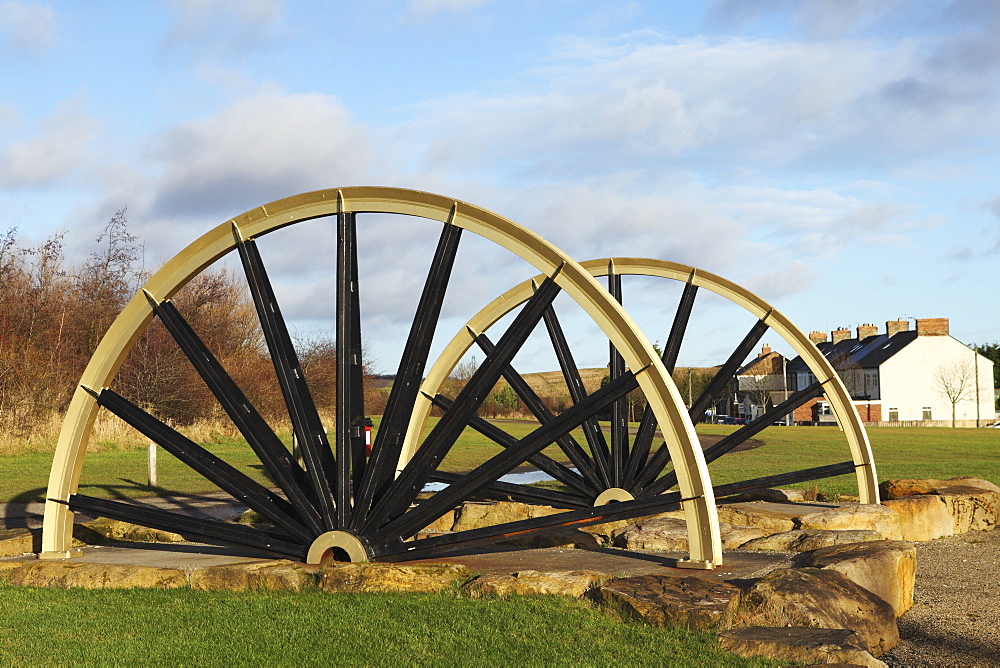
[
  {"xmin": 738, "ymin": 529, "xmax": 882, "ymax": 552},
  {"xmin": 420, "ymin": 510, "xmax": 456, "ymax": 534},
  {"xmin": 74, "ymin": 518, "xmax": 186, "ymax": 544},
  {"xmin": 9, "ymin": 561, "xmax": 187, "ymax": 589},
  {"xmin": 318, "ymin": 562, "xmax": 472, "ymax": 594},
  {"xmin": 805, "ymin": 540, "xmax": 916, "ymax": 616},
  {"xmin": 740, "ymin": 567, "xmax": 898, "ymax": 656},
  {"xmin": 599, "ymin": 574, "xmax": 741, "ymax": 630},
  {"xmin": 936, "ymin": 488, "xmax": 998, "ymax": 533},
  {"xmin": 797, "ymin": 504, "xmax": 902, "ymax": 541},
  {"xmin": 189, "ymin": 560, "xmax": 315, "ymax": 592},
  {"xmin": 612, "ymin": 518, "xmax": 688, "ymax": 551},
  {"xmin": 464, "ymin": 570, "xmax": 606, "ymax": 598},
  {"xmin": 0, "ymin": 528, "xmax": 37, "ymax": 556},
  {"xmin": 451, "ymin": 501, "xmax": 561, "ymax": 532},
  {"xmin": 881, "ymin": 495, "xmax": 954, "ymax": 541},
  {"xmin": 716, "ymin": 503, "xmax": 797, "ymax": 533},
  {"xmin": 718, "ymin": 627, "xmax": 887, "ymax": 667},
  {"xmin": 880, "ymin": 476, "xmax": 1000, "ymax": 500}
]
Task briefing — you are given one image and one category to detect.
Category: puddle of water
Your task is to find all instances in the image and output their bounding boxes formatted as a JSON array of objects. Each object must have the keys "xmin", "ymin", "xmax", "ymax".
[{"xmin": 422, "ymin": 468, "xmax": 558, "ymax": 492}]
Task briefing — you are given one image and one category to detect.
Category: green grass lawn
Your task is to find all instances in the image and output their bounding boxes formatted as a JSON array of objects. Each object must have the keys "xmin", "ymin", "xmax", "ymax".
[
  {"xmin": 2, "ymin": 418, "xmax": 998, "ymax": 503},
  {"xmin": 0, "ymin": 581, "xmax": 777, "ymax": 667},
  {"xmin": 1, "ymin": 419, "xmax": 995, "ymax": 666}
]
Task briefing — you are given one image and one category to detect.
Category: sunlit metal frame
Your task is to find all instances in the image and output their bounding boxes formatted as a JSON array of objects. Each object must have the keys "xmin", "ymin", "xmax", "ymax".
[
  {"xmin": 41, "ymin": 188, "xmax": 723, "ymax": 568},
  {"xmin": 406, "ymin": 258, "xmax": 879, "ymax": 505}
]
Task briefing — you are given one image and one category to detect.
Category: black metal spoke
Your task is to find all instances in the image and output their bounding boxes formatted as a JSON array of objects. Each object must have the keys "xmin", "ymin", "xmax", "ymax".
[
  {"xmin": 429, "ymin": 393, "xmax": 594, "ymax": 498},
  {"xmin": 541, "ymin": 306, "xmax": 609, "ymax": 486},
  {"xmin": 471, "ymin": 334, "xmax": 603, "ymax": 496},
  {"xmin": 336, "ymin": 212, "xmax": 366, "ymax": 527},
  {"xmin": 607, "ymin": 271, "xmax": 628, "ymax": 486},
  {"xmin": 85, "ymin": 388, "xmax": 315, "ymax": 544},
  {"xmin": 638, "ymin": 382, "xmax": 825, "ymax": 498},
  {"xmin": 147, "ymin": 295, "xmax": 324, "ymax": 536},
  {"xmin": 64, "ymin": 495, "xmax": 306, "ymax": 560},
  {"xmin": 712, "ymin": 461, "xmax": 858, "ymax": 499},
  {"xmin": 373, "ymin": 370, "xmax": 640, "ymax": 543},
  {"xmin": 688, "ymin": 317, "xmax": 770, "ymax": 424},
  {"xmin": 700, "ymin": 382, "xmax": 822, "ymax": 466},
  {"xmin": 352, "ymin": 221, "xmax": 462, "ymax": 530},
  {"xmin": 236, "ymin": 233, "xmax": 337, "ymax": 530},
  {"xmin": 362, "ymin": 274, "xmax": 565, "ymax": 534},
  {"xmin": 380, "ymin": 460, "xmax": 858, "ymax": 562},
  {"xmin": 623, "ymin": 281, "xmax": 697, "ymax": 487},
  {"xmin": 428, "ymin": 472, "xmax": 590, "ymax": 509},
  {"xmin": 376, "ymin": 488, "xmax": 684, "ymax": 562}
]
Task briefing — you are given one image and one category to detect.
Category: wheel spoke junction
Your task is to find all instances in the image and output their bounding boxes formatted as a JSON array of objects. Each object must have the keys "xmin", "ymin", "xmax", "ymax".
[{"xmin": 41, "ymin": 188, "xmax": 878, "ymax": 571}]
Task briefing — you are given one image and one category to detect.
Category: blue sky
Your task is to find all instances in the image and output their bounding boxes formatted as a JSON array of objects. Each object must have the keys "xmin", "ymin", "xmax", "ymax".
[{"xmin": 2, "ymin": 0, "xmax": 999, "ymax": 374}]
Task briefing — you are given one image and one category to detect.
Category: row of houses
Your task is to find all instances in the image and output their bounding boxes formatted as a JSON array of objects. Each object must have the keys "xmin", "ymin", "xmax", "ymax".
[{"xmin": 733, "ymin": 318, "xmax": 996, "ymax": 427}]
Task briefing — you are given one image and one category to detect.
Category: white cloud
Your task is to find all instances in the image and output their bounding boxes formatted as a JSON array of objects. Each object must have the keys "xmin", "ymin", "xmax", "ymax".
[
  {"xmin": 0, "ymin": 97, "xmax": 95, "ymax": 187},
  {"xmin": 0, "ymin": 1, "xmax": 55, "ymax": 55},
  {"xmin": 164, "ymin": 0, "xmax": 282, "ymax": 55},
  {"xmin": 145, "ymin": 88, "xmax": 377, "ymax": 221}
]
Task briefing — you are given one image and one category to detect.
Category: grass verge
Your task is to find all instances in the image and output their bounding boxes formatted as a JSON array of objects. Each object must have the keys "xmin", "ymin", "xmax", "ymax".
[{"xmin": 0, "ymin": 581, "xmax": 777, "ymax": 667}]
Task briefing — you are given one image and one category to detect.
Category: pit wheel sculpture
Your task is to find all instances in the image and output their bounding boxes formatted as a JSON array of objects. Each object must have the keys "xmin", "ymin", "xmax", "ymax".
[
  {"xmin": 42, "ymin": 188, "xmax": 726, "ymax": 567},
  {"xmin": 407, "ymin": 258, "xmax": 879, "ymax": 509}
]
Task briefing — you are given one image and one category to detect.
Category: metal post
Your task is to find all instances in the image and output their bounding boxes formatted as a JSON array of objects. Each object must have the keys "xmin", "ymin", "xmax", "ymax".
[
  {"xmin": 974, "ymin": 346, "xmax": 981, "ymax": 428},
  {"xmin": 147, "ymin": 442, "xmax": 157, "ymax": 487}
]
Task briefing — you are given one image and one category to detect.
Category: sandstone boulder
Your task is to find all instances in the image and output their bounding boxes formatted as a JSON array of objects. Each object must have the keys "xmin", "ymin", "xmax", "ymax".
[
  {"xmin": 318, "ymin": 562, "xmax": 472, "ymax": 594},
  {"xmin": 464, "ymin": 569, "xmax": 605, "ymax": 598},
  {"xmin": 716, "ymin": 503, "xmax": 797, "ymax": 533},
  {"xmin": 797, "ymin": 504, "xmax": 902, "ymax": 540},
  {"xmin": 612, "ymin": 518, "xmax": 688, "ymax": 551},
  {"xmin": 74, "ymin": 518, "xmax": 186, "ymax": 544},
  {"xmin": 880, "ymin": 476, "xmax": 1000, "ymax": 500},
  {"xmin": 881, "ymin": 494, "xmax": 954, "ymax": 541},
  {"xmin": 936, "ymin": 487, "xmax": 998, "ymax": 533},
  {"xmin": 419, "ymin": 510, "xmax": 456, "ymax": 534},
  {"xmin": 718, "ymin": 627, "xmax": 887, "ymax": 667},
  {"xmin": 738, "ymin": 529, "xmax": 881, "ymax": 552},
  {"xmin": 720, "ymin": 524, "xmax": 772, "ymax": 549},
  {"xmin": 9, "ymin": 561, "xmax": 187, "ymax": 589},
  {"xmin": 0, "ymin": 528, "xmax": 36, "ymax": 556},
  {"xmin": 451, "ymin": 501, "xmax": 561, "ymax": 532},
  {"xmin": 496, "ymin": 528, "xmax": 601, "ymax": 550},
  {"xmin": 740, "ymin": 567, "xmax": 898, "ymax": 656},
  {"xmin": 599, "ymin": 574, "xmax": 741, "ymax": 630},
  {"xmin": 804, "ymin": 540, "xmax": 916, "ymax": 616},
  {"xmin": 189, "ymin": 560, "xmax": 315, "ymax": 592}
]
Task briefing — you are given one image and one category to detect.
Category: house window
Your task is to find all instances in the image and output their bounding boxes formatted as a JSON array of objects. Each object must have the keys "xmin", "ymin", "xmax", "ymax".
[
  {"xmin": 922, "ymin": 407, "xmax": 932, "ymax": 420},
  {"xmin": 888, "ymin": 408, "xmax": 898, "ymax": 421},
  {"xmin": 818, "ymin": 402, "xmax": 832, "ymax": 415}
]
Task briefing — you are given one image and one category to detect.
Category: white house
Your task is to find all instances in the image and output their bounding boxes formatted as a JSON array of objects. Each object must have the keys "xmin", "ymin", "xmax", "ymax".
[{"xmin": 786, "ymin": 318, "xmax": 995, "ymax": 426}]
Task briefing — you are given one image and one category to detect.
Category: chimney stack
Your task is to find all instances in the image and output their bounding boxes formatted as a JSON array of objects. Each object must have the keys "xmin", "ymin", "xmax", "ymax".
[
  {"xmin": 886, "ymin": 319, "xmax": 909, "ymax": 337},
  {"xmin": 761, "ymin": 344, "xmax": 772, "ymax": 355},
  {"xmin": 831, "ymin": 327, "xmax": 852, "ymax": 344},
  {"xmin": 857, "ymin": 323, "xmax": 878, "ymax": 340},
  {"xmin": 809, "ymin": 331, "xmax": 827, "ymax": 345},
  {"xmin": 916, "ymin": 318, "xmax": 949, "ymax": 336}
]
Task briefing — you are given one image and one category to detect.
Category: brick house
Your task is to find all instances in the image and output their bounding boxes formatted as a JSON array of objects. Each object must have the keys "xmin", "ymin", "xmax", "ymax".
[{"xmin": 783, "ymin": 318, "xmax": 995, "ymax": 426}]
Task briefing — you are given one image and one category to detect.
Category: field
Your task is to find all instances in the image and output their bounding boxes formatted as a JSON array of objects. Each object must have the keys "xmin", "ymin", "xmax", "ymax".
[
  {"xmin": 0, "ymin": 584, "xmax": 781, "ymax": 667},
  {"xmin": 2, "ymin": 419, "xmax": 997, "ymax": 504},
  {"xmin": 1, "ymin": 419, "xmax": 996, "ymax": 666}
]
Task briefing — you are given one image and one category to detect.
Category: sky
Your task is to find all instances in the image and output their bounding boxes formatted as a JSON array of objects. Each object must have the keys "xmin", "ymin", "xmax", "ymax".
[{"xmin": 2, "ymin": 0, "xmax": 999, "ymax": 376}]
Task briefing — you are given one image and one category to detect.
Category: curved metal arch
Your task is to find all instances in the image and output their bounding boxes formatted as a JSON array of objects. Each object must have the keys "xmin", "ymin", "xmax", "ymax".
[
  {"xmin": 42, "ymin": 188, "xmax": 722, "ymax": 568},
  {"xmin": 408, "ymin": 257, "xmax": 879, "ymax": 505}
]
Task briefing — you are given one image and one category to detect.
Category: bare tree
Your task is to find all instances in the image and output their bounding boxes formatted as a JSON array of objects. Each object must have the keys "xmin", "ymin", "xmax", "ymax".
[
  {"xmin": 739, "ymin": 372, "xmax": 783, "ymax": 418},
  {"xmin": 934, "ymin": 360, "xmax": 975, "ymax": 427}
]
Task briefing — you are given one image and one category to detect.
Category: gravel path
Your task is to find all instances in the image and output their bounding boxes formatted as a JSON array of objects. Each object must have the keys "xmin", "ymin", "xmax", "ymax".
[{"xmin": 883, "ymin": 528, "xmax": 1000, "ymax": 667}]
